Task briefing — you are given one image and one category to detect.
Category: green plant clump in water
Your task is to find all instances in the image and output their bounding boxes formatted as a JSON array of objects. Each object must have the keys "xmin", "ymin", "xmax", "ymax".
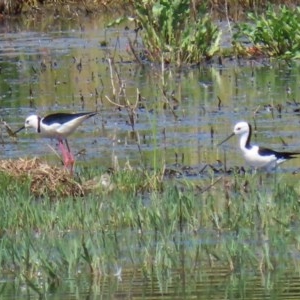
[
  {"xmin": 234, "ymin": 5, "xmax": 300, "ymax": 58},
  {"xmin": 110, "ymin": 0, "xmax": 221, "ymax": 65},
  {"xmin": 137, "ymin": 0, "xmax": 221, "ymax": 64}
]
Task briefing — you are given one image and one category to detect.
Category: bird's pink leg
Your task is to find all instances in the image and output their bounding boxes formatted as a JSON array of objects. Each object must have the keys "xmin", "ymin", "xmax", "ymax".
[
  {"xmin": 58, "ymin": 140, "xmax": 70, "ymax": 165},
  {"xmin": 57, "ymin": 140, "xmax": 74, "ymax": 174},
  {"xmin": 64, "ymin": 139, "xmax": 75, "ymax": 172}
]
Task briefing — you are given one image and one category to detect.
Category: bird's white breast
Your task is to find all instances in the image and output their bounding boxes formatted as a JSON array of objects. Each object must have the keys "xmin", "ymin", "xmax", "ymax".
[
  {"xmin": 40, "ymin": 122, "xmax": 66, "ymax": 138},
  {"xmin": 242, "ymin": 145, "xmax": 278, "ymax": 169}
]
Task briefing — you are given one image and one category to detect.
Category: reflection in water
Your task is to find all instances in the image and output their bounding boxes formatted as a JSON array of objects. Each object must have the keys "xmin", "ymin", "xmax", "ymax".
[
  {"xmin": 1, "ymin": 228, "xmax": 300, "ymax": 300},
  {"xmin": 1, "ymin": 14, "xmax": 300, "ymax": 299}
]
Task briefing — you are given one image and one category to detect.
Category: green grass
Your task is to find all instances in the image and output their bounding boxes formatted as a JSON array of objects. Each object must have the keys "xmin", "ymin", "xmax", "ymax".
[{"xmin": 1, "ymin": 167, "xmax": 300, "ymax": 295}]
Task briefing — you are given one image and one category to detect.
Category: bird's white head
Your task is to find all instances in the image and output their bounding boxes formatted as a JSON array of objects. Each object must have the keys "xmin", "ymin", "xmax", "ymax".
[
  {"xmin": 233, "ymin": 121, "xmax": 250, "ymax": 136},
  {"xmin": 25, "ymin": 115, "xmax": 40, "ymax": 131}
]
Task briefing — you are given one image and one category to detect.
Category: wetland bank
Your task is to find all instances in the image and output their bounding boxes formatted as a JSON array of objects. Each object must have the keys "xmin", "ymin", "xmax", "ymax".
[{"xmin": 1, "ymin": 1, "xmax": 300, "ymax": 299}]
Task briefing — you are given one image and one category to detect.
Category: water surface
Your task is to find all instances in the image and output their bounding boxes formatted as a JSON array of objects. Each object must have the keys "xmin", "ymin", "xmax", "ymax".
[{"xmin": 1, "ymin": 17, "xmax": 300, "ymax": 172}]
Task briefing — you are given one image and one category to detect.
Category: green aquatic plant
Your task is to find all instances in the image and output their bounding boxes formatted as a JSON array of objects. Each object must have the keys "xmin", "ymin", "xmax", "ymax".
[
  {"xmin": 137, "ymin": 0, "xmax": 221, "ymax": 64},
  {"xmin": 234, "ymin": 5, "xmax": 300, "ymax": 58},
  {"xmin": 109, "ymin": 0, "xmax": 221, "ymax": 65}
]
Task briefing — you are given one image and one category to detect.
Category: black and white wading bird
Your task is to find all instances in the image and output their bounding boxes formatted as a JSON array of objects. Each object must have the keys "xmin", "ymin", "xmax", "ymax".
[
  {"xmin": 15, "ymin": 112, "xmax": 97, "ymax": 170},
  {"xmin": 218, "ymin": 121, "xmax": 300, "ymax": 171}
]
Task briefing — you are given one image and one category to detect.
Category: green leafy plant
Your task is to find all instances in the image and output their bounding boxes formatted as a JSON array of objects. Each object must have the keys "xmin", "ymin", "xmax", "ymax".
[
  {"xmin": 138, "ymin": 0, "xmax": 221, "ymax": 64},
  {"xmin": 234, "ymin": 5, "xmax": 300, "ymax": 58},
  {"xmin": 109, "ymin": 0, "xmax": 221, "ymax": 65}
]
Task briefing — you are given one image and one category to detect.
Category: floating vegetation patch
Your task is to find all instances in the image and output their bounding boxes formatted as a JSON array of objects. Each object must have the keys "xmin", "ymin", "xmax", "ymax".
[{"xmin": 0, "ymin": 158, "xmax": 83, "ymax": 198}]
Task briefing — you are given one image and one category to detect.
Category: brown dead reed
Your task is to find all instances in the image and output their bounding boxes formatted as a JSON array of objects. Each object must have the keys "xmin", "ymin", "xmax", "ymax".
[{"xmin": 0, "ymin": 158, "xmax": 84, "ymax": 198}]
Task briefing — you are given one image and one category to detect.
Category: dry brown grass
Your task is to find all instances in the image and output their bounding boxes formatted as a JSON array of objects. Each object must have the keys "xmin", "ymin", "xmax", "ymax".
[{"xmin": 0, "ymin": 158, "xmax": 84, "ymax": 198}]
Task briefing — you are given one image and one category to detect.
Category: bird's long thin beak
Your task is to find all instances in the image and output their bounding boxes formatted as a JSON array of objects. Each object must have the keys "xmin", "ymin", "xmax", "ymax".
[
  {"xmin": 14, "ymin": 125, "xmax": 25, "ymax": 135},
  {"xmin": 218, "ymin": 132, "xmax": 235, "ymax": 146}
]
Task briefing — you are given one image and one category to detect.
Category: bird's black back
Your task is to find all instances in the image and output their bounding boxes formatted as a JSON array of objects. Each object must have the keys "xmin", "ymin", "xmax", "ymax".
[
  {"xmin": 42, "ymin": 112, "xmax": 97, "ymax": 125},
  {"xmin": 258, "ymin": 147, "xmax": 300, "ymax": 160}
]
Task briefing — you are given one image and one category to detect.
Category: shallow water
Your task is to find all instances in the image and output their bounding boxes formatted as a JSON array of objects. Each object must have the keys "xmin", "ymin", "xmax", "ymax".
[
  {"xmin": 1, "ymin": 13, "xmax": 300, "ymax": 299},
  {"xmin": 1, "ymin": 16, "xmax": 300, "ymax": 174}
]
